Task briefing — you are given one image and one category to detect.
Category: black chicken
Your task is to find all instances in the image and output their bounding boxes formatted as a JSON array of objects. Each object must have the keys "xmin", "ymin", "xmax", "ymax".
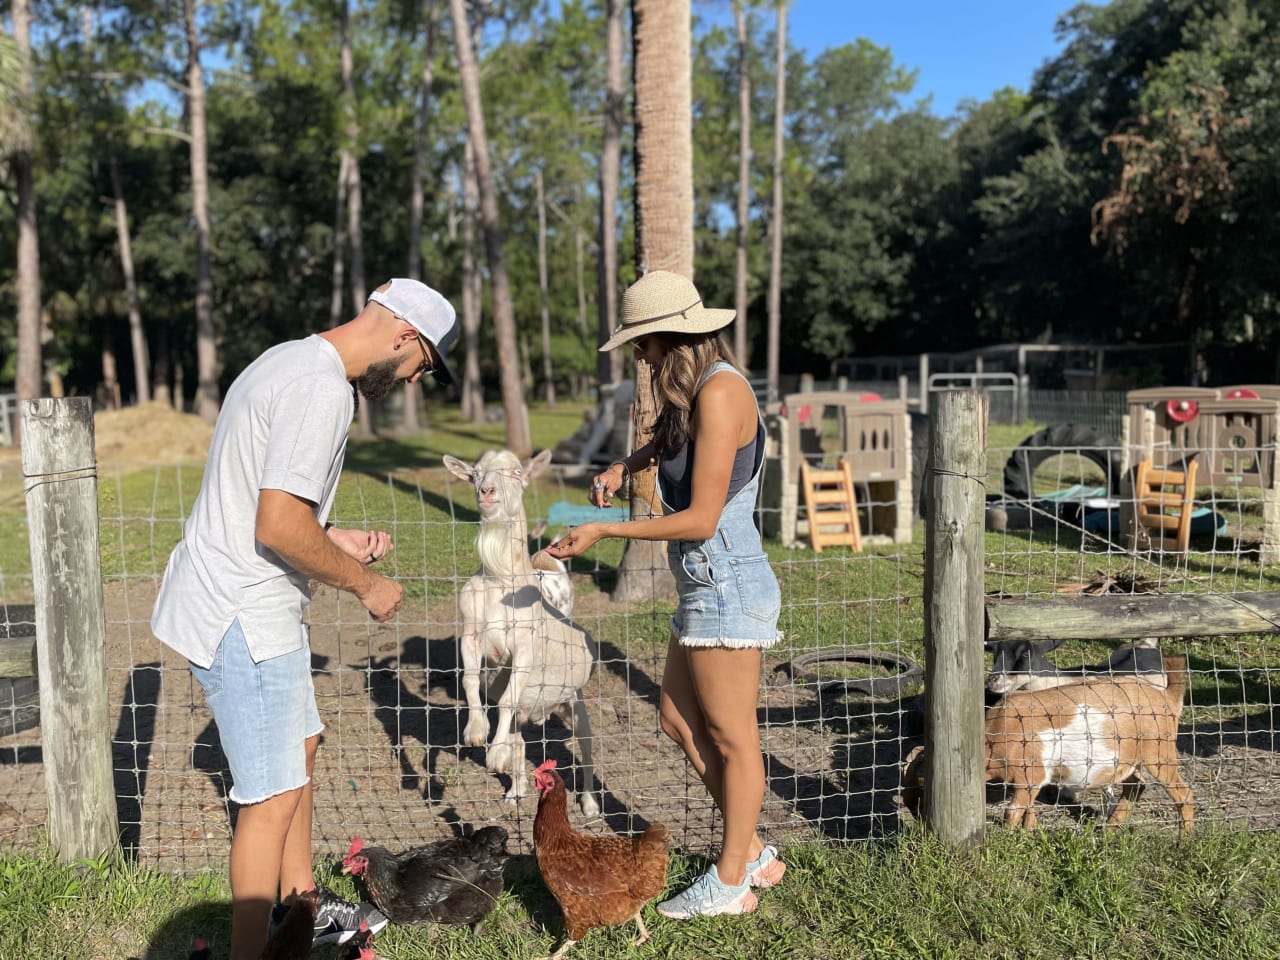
[{"xmin": 341, "ymin": 826, "xmax": 509, "ymax": 933}]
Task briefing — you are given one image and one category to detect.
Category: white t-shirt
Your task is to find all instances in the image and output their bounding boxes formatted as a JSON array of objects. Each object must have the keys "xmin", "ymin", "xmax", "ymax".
[{"xmin": 151, "ymin": 335, "xmax": 353, "ymax": 667}]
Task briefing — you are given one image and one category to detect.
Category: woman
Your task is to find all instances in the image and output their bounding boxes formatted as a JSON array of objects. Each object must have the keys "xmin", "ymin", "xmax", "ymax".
[{"xmin": 547, "ymin": 270, "xmax": 785, "ymax": 918}]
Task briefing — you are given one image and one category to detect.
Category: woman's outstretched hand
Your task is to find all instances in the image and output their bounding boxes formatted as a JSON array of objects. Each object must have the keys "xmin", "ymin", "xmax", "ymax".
[{"xmin": 546, "ymin": 522, "xmax": 605, "ymax": 559}]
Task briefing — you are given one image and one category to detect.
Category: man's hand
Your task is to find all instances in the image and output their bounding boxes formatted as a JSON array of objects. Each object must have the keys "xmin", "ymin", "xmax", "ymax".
[
  {"xmin": 327, "ymin": 526, "xmax": 394, "ymax": 565},
  {"xmin": 357, "ymin": 572, "xmax": 403, "ymax": 622}
]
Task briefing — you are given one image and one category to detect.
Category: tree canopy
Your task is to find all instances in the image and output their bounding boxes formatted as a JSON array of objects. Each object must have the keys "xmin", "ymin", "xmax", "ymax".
[{"xmin": 3, "ymin": 0, "xmax": 1279, "ymax": 407}]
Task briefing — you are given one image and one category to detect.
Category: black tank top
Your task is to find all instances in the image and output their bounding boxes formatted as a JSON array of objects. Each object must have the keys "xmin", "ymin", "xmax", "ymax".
[{"xmin": 658, "ymin": 366, "xmax": 764, "ymax": 512}]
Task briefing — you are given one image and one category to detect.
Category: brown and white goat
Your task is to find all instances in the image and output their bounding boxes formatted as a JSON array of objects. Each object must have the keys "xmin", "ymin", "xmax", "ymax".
[
  {"xmin": 902, "ymin": 656, "xmax": 1193, "ymax": 836},
  {"xmin": 443, "ymin": 449, "xmax": 599, "ymax": 816}
]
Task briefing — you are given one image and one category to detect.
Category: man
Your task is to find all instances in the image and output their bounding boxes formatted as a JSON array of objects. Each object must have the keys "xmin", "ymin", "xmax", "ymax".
[{"xmin": 151, "ymin": 278, "xmax": 459, "ymax": 959}]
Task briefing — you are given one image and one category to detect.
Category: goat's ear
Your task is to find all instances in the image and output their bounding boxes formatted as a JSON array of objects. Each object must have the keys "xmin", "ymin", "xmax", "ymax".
[
  {"xmin": 522, "ymin": 449, "xmax": 553, "ymax": 484},
  {"xmin": 1036, "ymin": 638, "xmax": 1067, "ymax": 654},
  {"xmin": 442, "ymin": 455, "xmax": 475, "ymax": 483},
  {"xmin": 983, "ymin": 641, "xmax": 998, "ymax": 652}
]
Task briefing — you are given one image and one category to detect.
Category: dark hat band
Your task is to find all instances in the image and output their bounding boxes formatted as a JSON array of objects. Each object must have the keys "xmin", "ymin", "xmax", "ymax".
[{"xmin": 620, "ymin": 298, "xmax": 704, "ymax": 330}]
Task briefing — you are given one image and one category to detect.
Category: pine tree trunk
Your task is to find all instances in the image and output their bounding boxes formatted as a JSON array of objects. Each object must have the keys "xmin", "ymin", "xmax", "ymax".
[
  {"xmin": 329, "ymin": 152, "xmax": 349, "ymax": 331},
  {"xmin": 153, "ymin": 321, "xmax": 173, "ymax": 407},
  {"xmin": 537, "ymin": 169, "xmax": 556, "ymax": 407},
  {"xmin": 340, "ymin": 0, "xmax": 372, "ymax": 435},
  {"xmin": 109, "ymin": 145, "xmax": 150, "ymax": 404},
  {"xmin": 185, "ymin": 0, "xmax": 220, "ymax": 421},
  {"xmin": 733, "ymin": 1, "xmax": 752, "ymax": 369},
  {"xmin": 766, "ymin": 2, "xmax": 787, "ymax": 404},
  {"xmin": 403, "ymin": 1, "xmax": 439, "ymax": 433},
  {"xmin": 100, "ymin": 324, "xmax": 121, "ymax": 409},
  {"xmin": 448, "ymin": 0, "xmax": 531, "ymax": 455},
  {"xmin": 13, "ymin": 0, "xmax": 43, "ymax": 438},
  {"xmin": 459, "ymin": 151, "xmax": 485, "ymax": 424},
  {"xmin": 596, "ymin": 0, "xmax": 625, "ymax": 389}
]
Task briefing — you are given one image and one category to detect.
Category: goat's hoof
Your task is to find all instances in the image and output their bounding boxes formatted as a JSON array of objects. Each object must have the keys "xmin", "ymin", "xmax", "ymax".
[
  {"xmin": 463, "ymin": 720, "xmax": 490, "ymax": 747},
  {"xmin": 578, "ymin": 792, "xmax": 600, "ymax": 818},
  {"xmin": 487, "ymin": 741, "xmax": 514, "ymax": 773},
  {"xmin": 505, "ymin": 783, "xmax": 528, "ymax": 805}
]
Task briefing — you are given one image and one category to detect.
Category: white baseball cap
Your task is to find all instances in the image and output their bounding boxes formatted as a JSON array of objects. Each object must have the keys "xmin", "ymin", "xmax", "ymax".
[{"xmin": 367, "ymin": 278, "xmax": 459, "ymax": 385}]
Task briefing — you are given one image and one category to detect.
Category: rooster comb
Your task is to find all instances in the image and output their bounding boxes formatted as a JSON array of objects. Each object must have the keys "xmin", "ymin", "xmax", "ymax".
[
  {"xmin": 345, "ymin": 836, "xmax": 364, "ymax": 856},
  {"xmin": 534, "ymin": 759, "xmax": 557, "ymax": 773}
]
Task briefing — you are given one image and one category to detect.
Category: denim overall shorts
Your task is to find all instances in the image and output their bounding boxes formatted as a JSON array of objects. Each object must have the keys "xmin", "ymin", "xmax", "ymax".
[{"xmin": 660, "ymin": 365, "xmax": 782, "ymax": 649}]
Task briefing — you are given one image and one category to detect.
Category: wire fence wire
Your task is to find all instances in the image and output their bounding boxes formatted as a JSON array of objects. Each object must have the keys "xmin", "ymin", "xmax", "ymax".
[{"xmin": 0, "ymin": 420, "xmax": 1278, "ymax": 873}]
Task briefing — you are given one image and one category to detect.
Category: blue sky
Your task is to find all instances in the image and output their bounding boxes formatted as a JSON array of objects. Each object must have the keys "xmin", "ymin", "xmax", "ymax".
[{"xmin": 698, "ymin": 0, "xmax": 1072, "ymax": 118}]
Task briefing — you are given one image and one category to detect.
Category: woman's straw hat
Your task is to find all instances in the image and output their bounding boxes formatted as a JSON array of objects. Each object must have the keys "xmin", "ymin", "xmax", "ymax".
[{"xmin": 599, "ymin": 270, "xmax": 736, "ymax": 352}]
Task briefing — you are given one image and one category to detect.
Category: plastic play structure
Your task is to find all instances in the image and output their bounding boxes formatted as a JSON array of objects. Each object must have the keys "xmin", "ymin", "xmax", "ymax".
[
  {"xmin": 761, "ymin": 391, "xmax": 914, "ymax": 550},
  {"xmin": 1123, "ymin": 385, "xmax": 1280, "ymax": 561}
]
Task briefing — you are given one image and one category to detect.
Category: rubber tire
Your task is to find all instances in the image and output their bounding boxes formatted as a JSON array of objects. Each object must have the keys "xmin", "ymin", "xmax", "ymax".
[
  {"xmin": 788, "ymin": 647, "xmax": 924, "ymax": 699},
  {"xmin": 1002, "ymin": 423, "xmax": 1123, "ymax": 502}
]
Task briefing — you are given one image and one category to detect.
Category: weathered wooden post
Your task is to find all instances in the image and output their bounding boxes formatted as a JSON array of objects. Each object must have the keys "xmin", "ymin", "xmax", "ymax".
[
  {"xmin": 922, "ymin": 389, "xmax": 987, "ymax": 845},
  {"xmin": 21, "ymin": 398, "xmax": 120, "ymax": 862}
]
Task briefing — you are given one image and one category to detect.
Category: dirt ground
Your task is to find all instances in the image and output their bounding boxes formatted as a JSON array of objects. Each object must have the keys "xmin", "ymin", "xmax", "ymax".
[
  {"xmin": 2, "ymin": 402, "xmax": 1279, "ymax": 871},
  {"xmin": 3, "ymin": 572, "xmax": 1280, "ymax": 873}
]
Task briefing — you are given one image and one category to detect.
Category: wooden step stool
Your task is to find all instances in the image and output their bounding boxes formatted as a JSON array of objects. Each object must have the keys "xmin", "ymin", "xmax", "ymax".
[
  {"xmin": 1134, "ymin": 457, "xmax": 1199, "ymax": 552},
  {"xmin": 799, "ymin": 458, "xmax": 863, "ymax": 553}
]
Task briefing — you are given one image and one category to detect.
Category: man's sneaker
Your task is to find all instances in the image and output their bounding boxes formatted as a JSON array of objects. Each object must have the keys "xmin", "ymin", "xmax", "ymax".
[
  {"xmin": 746, "ymin": 844, "xmax": 786, "ymax": 888},
  {"xmin": 656, "ymin": 865, "xmax": 758, "ymax": 919},
  {"xmin": 269, "ymin": 888, "xmax": 389, "ymax": 947}
]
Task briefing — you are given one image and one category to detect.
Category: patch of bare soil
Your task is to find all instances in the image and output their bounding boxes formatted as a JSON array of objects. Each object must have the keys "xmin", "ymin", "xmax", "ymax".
[{"xmin": 93, "ymin": 402, "xmax": 214, "ymax": 464}]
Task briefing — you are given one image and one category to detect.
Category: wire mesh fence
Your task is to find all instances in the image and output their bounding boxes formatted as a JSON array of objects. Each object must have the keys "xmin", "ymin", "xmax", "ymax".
[{"xmin": 0, "ymin": 395, "xmax": 1278, "ymax": 874}]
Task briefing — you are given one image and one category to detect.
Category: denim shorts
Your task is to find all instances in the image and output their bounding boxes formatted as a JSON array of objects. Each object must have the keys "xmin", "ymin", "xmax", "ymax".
[
  {"xmin": 189, "ymin": 618, "xmax": 323, "ymax": 805},
  {"xmin": 668, "ymin": 537, "xmax": 782, "ymax": 649}
]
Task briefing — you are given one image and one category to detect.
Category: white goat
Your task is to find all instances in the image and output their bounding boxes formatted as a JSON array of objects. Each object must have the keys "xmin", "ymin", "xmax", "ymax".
[{"xmin": 443, "ymin": 449, "xmax": 599, "ymax": 816}]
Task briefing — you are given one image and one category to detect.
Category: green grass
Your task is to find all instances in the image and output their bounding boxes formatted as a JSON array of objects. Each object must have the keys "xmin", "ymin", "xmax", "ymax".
[{"xmin": 4, "ymin": 828, "xmax": 1280, "ymax": 959}]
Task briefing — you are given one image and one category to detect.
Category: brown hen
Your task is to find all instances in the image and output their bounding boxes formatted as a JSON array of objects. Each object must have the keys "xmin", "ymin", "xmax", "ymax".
[
  {"xmin": 258, "ymin": 888, "xmax": 318, "ymax": 960},
  {"xmin": 532, "ymin": 759, "xmax": 670, "ymax": 960}
]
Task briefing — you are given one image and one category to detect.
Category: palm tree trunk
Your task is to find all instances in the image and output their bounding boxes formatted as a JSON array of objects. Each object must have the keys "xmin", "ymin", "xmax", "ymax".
[
  {"xmin": 733, "ymin": 1, "xmax": 752, "ymax": 369},
  {"xmin": 448, "ymin": 0, "xmax": 531, "ymax": 455},
  {"xmin": 109, "ymin": 144, "xmax": 150, "ymax": 405},
  {"xmin": 185, "ymin": 0, "xmax": 219, "ymax": 421},
  {"xmin": 13, "ymin": 0, "xmax": 42, "ymax": 430},
  {"xmin": 765, "ymin": 1, "xmax": 786, "ymax": 404},
  {"xmin": 596, "ymin": 0, "xmax": 625, "ymax": 389},
  {"xmin": 615, "ymin": 0, "xmax": 693, "ymax": 603}
]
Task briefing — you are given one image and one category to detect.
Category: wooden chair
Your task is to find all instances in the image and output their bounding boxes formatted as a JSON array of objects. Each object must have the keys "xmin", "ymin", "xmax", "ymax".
[
  {"xmin": 1134, "ymin": 457, "xmax": 1199, "ymax": 553},
  {"xmin": 799, "ymin": 458, "xmax": 863, "ymax": 553}
]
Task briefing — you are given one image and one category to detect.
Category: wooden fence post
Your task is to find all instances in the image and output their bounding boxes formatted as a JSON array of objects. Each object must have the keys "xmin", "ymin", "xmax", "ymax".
[
  {"xmin": 21, "ymin": 398, "xmax": 120, "ymax": 862},
  {"xmin": 922, "ymin": 389, "xmax": 987, "ymax": 845}
]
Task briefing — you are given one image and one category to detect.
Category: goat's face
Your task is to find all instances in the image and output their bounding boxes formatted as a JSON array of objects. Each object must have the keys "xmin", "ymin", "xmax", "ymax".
[
  {"xmin": 985, "ymin": 638, "xmax": 1064, "ymax": 695},
  {"xmin": 444, "ymin": 449, "xmax": 553, "ymax": 521}
]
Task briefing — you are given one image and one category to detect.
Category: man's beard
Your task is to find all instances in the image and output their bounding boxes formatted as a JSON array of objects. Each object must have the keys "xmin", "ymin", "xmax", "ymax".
[{"xmin": 354, "ymin": 356, "xmax": 403, "ymax": 404}]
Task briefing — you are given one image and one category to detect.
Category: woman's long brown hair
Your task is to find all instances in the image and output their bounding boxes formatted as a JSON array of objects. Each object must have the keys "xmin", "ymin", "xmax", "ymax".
[{"xmin": 650, "ymin": 332, "xmax": 745, "ymax": 455}]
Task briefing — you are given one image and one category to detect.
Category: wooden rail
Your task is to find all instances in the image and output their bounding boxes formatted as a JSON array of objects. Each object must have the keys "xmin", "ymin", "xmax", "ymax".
[
  {"xmin": 0, "ymin": 637, "xmax": 36, "ymax": 678},
  {"xmin": 985, "ymin": 591, "xmax": 1280, "ymax": 641}
]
